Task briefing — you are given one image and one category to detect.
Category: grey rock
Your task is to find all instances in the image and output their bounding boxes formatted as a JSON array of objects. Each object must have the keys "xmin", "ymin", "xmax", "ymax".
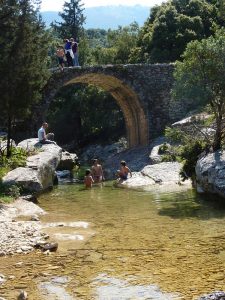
[
  {"xmin": 121, "ymin": 162, "xmax": 183, "ymax": 188},
  {"xmin": 17, "ymin": 290, "xmax": 28, "ymax": 300},
  {"xmin": 20, "ymin": 195, "xmax": 37, "ymax": 203},
  {"xmin": 36, "ymin": 242, "xmax": 58, "ymax": 252},
  {"xmin": 198, "ymin": 291, "xmax": 225, "ymax": 300},
  {"xmin": 0, "ymin": 274, "xmax": 6, "ymax": 285},
  {"xmin": 196, "ymin": 150, "xmax": 225, "ymax": 198},
  {"xmin": 30, "ymin": 215, "xmax": 40, "ymax": 221},
  {"xmin": 3, "ymin": 138, "xmax": 62, "ymax": 193},
  {"xmin": 172, "ymin": 113, "xmax": 210, "ymax": 127},
  {"xmin": 80, "ymin": 138, "xmax": 128, "ymax": 163},
  {"xmin": 57, "ymin": 151, "xmax": 78, "ymax": 171}
]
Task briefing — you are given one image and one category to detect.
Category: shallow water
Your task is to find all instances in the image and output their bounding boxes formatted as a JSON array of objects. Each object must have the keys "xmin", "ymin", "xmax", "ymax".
[{"xmin": 1, "ymin": 183, "xmax": 225, "ymax": 299}]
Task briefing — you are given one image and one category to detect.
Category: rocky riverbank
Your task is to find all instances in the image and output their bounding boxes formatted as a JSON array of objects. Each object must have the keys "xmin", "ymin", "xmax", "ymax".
[
  {"xmin": 118, "ymin": 162, "xmax": 191, "ymax": 191},
  {"xmin": 2, "ymin": 138, "xmax": 77, "ymax": 194},
  {"xmin": 0, "ymin": 197, "xmax": 47, "ymax": 256},
  {"xmin": 196, "ymin": 150, "xmax": 225, "ymax": 199}
]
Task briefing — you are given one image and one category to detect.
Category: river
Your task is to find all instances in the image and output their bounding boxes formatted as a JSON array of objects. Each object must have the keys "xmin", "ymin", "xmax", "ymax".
[{"xmin": 1, "ymin": 183, "xmax": 225, "ymax": 299}]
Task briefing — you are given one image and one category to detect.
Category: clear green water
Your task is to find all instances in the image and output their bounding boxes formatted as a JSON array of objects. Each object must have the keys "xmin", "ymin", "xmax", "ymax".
[{"xmin": 1, "ymin": 183, "xmax": 225, "ymax": 299}]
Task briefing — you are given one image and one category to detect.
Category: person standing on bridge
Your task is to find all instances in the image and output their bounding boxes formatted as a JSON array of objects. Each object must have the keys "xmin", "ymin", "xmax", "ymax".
[
  {"xmin": 64, "ymin": 39, "xmax": 74, "ymax": 67},
  {"xmin": 56, "ymin": 46, "xmax": 65, "ymax": 71},
  {"xmin": 70, "ymin": 38, "xmax": 79, "ymax": 67}
]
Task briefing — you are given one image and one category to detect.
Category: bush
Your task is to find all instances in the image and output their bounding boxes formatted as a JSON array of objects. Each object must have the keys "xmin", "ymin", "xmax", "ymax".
[
  {"xmin": 158, "ymin": 143, "xmax": 169, "ymax": 155},
  {"xmin": 179, "ymin": 140, "xmax": 207, "ymax": 180},
  {"xmin": 164, "ymin": 126, "xmax": 208, "ymax": 180},
  {"xmin": 0, "ymin": 146, "xmax": 27, "ymax": 200}
]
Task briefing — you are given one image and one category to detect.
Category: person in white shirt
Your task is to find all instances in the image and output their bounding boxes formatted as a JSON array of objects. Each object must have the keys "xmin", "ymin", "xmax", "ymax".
[{"xmin": 38, "ymin": 122, "xmax": 55, "ymax": 144}]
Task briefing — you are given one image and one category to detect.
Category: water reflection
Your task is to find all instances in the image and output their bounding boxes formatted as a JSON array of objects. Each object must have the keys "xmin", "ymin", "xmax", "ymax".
[{"xmin": 157, "ymin": 189, "xmax": 225, "ymax": 220}]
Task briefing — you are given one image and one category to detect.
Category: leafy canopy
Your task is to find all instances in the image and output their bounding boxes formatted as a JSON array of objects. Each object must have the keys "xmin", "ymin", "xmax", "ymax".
[
  {"xmin": 172, "ymin": 29, "xmax": 225, "ymax": 150},
  {"xmin": 131, "ymin": 0, "xmax": 224, "ymax": 63}
]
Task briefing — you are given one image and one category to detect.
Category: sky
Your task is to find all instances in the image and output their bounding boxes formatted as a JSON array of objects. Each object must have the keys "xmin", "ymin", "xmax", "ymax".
[{"xmin": 40, "ymin": 0, "xmax": 164, "ymax": 11}]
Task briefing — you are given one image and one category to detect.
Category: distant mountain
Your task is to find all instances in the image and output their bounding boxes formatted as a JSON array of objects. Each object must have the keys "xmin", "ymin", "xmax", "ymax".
[{"xmin": 41, "ymin": 5, "xmax": 151, "ymax": 29}]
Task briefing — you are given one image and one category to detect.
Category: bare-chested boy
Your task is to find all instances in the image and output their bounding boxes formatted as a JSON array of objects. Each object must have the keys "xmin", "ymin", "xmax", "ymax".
[
  {"xmin": 91, "ymin": 159, "xmax": 104, "ymax": 183},
  {"xmin": 117, "ymin": 160, "xmax": 132, "ymax": 183}
]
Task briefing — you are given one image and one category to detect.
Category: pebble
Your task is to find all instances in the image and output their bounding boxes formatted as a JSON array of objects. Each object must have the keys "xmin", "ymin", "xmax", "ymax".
[
  {"xmin": 31, "ymin": 215, "xmax": 40, "ymax": 222},
  {"xmin": 0, "ymin": 199, "xmax": 47, "ymax": 256},
  {"xmin": 17, "ymin": 290, "xmax": 28, "ymax": 300}
]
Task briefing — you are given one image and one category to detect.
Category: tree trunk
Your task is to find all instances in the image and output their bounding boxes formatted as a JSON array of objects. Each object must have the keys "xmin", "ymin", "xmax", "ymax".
[
  {"xmin": 6, "ymin": 114, "xmax": 12, "ymax": 158},
  {"xmin": 213, "ymin": 114, "xmax": 223, "ymax": 151}
]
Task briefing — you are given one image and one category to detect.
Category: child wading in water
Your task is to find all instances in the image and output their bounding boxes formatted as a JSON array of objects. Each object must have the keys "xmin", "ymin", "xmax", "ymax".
[
  {"xmin": 84, "ymin": 169, "xmax": 94, "ymax": 188},
  {"xmin": 91, "ymin": 159, "xmax": 104, "ymax": 183},
  {"xmin": 117, "ymin": 160, "xmax": 132, "ymax": 183}
]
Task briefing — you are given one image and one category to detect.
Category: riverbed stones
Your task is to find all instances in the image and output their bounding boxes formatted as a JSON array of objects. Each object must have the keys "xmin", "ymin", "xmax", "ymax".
[
  {"xmin": 30, "ymin": 215, "xmax": 40, "ymax": 221},
  {"xmin": 3, "ymin": 138, "xmax": 62, "ymax": 193},
  {"xmin": 36, "ymin": 242, "xmax": 58, "ymax": 252},
  {"xmin": 0, "ymin": 199, "xmax": 47, "ymax": 256},
  {"xmin": 198, "ymin": 291, "xmax": 225, "ymax": 300},
  {"xmin": 17, "ymin": 290, "xmax": 28, "ymax": 300},
  {"xmin": 196, "ymin": 150, "xmax": 225, "ymax": 198}
]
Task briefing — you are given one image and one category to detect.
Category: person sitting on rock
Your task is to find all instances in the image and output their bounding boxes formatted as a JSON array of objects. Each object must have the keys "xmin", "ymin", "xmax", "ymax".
[
  {"xmin": 84, "ymin": 169, "xmax": 94, "ymax": 188},
  {"xmin": 38, "ymin": 122, "xmax": 56, "ymax": 145},
  {"xmin": 117, "ymin": 160, "xmax": 132, "ymax": 183},
  {"xmin": 91, "ymin": 159, "xmax": 104, "ymax": 183}
]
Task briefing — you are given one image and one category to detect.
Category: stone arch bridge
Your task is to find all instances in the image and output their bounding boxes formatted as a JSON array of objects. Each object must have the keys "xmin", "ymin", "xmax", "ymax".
[{"xmin": 42, "ymin": 64, "xmax": 182, "ymax": 147}]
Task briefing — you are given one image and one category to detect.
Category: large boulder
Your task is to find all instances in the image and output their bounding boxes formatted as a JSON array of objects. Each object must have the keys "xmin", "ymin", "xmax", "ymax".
[
  {"xmin": 196, "ymin": 150, "xmax": 225, "ymax": 198},
  {"xmin": 120, "ymin": 162, "xmax": 185, "ymax": 189},
  {"xmin": 3, "ymin": 138, "xmax": 62, "ymax": 193},
  {"xmin": 57, "ymin": 151, "xmax": 78, "ymax": 171}
]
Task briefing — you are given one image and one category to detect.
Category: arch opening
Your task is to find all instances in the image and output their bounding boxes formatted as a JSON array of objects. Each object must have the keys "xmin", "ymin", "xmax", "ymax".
[{"xmin": 60, "ymin": 73, "xmax": 149, "ymax": 148}]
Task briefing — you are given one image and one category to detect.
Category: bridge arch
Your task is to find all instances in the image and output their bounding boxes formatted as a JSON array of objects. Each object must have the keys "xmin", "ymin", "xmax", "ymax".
[{"xmin": 44, "ymin": 72, "xmax": 149, "ymax": 147}]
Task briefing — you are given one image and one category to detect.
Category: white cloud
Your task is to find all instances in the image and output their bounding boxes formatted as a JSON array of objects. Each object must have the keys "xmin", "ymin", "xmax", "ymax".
[{"xmin": 40, "ymin": 0, "xmax": 164, "ymax": 11}]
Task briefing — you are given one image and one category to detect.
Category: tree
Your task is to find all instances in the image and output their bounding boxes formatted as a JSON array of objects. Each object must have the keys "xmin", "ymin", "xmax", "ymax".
[
  {"xmin": 91, "ymin": 23, "xmax": 139, "ymax": 65},
  {"xmin": 172, "ymin": 29, "xmax": 225, "ymax": 151},
  {"xmin": 131, "ymin": 0, "xmax": 223, "ymax": 63},
  {"xmin": 0, "ymin": 0, "xmax": 49, "ymax": 156},
  {"xmin": 55, "ymin": 0, "xmax": 86, "ymax": 39}
]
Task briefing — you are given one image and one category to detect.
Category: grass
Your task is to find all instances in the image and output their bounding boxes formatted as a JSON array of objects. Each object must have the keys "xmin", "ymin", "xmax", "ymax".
[{"xmin": 0, "ymin": 195, "xmax": 14, "ymax": 204}]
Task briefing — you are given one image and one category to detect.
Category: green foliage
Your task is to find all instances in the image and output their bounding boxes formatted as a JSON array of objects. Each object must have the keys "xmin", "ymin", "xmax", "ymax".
[
  {"xmin": 90, "ymin": 23, "xmax": 139, "ymax": 65},
  {"xmin": 165, "ymin": 127, "xmax": 184, "ymax": 143},
  {"xmin": 179, "ymin": 140, "xmax": 207, "ymax": 180},
  {"xmin": 165, "ymin": 126, "xmax": 207, "ymax": 179},
  {"xmin": 158, "ymin": 143, "xmax": 169, "ymax": 155},
  {"xmin": 75, "ymin": 166, "xmax": 87, "ymax": 181},
  {"xmin": 53, "ymin": 0, "xmax": 85, "ymax": 39},
  {"xmin": 173, "ymin": 29, "xmax": 225, "ymax": 150},
  {"xmin": 0, "ymin": 182, "xmax": 21, "ymax": 202},
  {"xmin": 0, "ymin": 146, "xmax": 27, "ymax": 200},
  {"xmin": 0, "ymin": 0, "xmax": 50, "ymax": 156},
  {"xmin": 47, "ymin": 85, "xmax": 125, "ymax": 148},
  {"xmin": 86, "ymin": 29, "xmax": 108, "ymax": 48},
  {"xmin": 131, "ymin": 0, "xmax": 224, "ymax": 63},
  {"xmin": 0, "ymin": 147, "xmax": 27, "ymax": 170}
]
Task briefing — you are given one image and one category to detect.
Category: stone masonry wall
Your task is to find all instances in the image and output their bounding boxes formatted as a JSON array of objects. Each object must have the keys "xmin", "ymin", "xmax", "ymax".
[{"xmin": 37, "ymin": 64, "xmax": 189, "ymax": 146}]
